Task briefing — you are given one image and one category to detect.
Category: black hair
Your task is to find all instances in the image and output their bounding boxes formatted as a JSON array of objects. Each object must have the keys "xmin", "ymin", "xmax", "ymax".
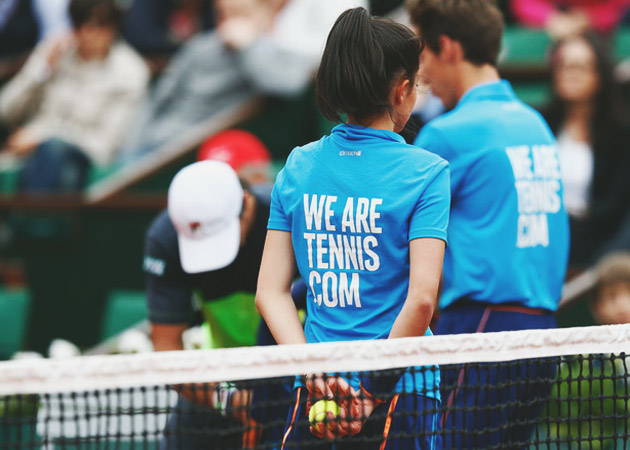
[
  {"xmin": 69, "ymin": 0, "xmax": 123, "ymax": 30},
  {"xmin": 544, "ymin": 32, "xmax": 628, "ymax": 154},
  {"xmin": 406, "ymin": 0, "xmax": 503, "ymax": 67},
  {"xmin": 316, "ymin": 7, "xmax": 422, "ymax": 123}
]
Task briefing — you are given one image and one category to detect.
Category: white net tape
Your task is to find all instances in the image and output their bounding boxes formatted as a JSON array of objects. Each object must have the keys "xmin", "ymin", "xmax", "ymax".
[{"xmin": 1, "ymin": 324, "xmax": 629, "ymax": 396}]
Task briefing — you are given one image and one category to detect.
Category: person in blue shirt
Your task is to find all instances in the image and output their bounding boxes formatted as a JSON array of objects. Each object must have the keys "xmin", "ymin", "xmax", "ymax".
[
  {"xmin": 256, "ymin": 7, "xmax": 449, "ymax": 449},
  {"xmin": 406, "ymin": 0, "xmax": 570, "ymax": 448}
]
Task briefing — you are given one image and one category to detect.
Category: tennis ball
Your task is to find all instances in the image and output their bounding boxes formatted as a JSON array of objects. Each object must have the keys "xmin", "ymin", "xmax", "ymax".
[{"xmin": 309, "ymin": 399, "xmax": 341, "ymax": 426}]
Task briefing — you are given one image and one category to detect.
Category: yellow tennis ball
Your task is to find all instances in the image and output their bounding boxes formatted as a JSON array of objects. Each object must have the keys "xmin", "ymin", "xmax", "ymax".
[{"xmin": 308, "ymin": 399, "xmax": 341, "ymax": 426}]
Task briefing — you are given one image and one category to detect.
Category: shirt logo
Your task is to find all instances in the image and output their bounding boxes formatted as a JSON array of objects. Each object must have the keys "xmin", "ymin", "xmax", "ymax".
[
  {"xmin": 144, "ymin": 256, "xmax": 166, "ymax": 276},
  {"xmin": 339, "ymin": 150, "xmax": 361, "ymax": 156}
]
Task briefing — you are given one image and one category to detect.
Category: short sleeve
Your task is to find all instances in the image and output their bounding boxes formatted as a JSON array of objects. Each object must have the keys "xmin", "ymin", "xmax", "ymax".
[
  {"xmin": 415, "ymin": 124, "xmax": 465, "ymax": 196},
  {"xmin": 267, "ymin": 169, "xmax": 291, "ymax": 231},
  {"xmin": 409, "ymin": 160, "xmax": 450, "ymax": 244},
  {"xmin": 143, "ymin": 222, "xmax": 194, "ymax": 324}
]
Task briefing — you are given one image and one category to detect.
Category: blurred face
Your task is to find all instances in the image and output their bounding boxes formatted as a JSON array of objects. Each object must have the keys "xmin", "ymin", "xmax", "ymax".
[
  {"xmin": 75, "ymin": 21, "xmax": 116, "ymax": 60},
  {"xmin": 393, "ymin": 71, "xmax": 420, "ymax": 133},
  {"xmin": 552, "ymin": 38, "xmax": 599, "ymax": 103},
  {"xmin": 419, "ymin": 44, "xmax": 458, "ymax": 110},
  {"xmin": 592, "ymin": 282, "xmax": 630, "ymax": 325}
]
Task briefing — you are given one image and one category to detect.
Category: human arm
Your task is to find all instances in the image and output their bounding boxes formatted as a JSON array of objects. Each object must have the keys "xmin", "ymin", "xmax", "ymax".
[
  {"xmin": 0, "ymin": 36, "xmax": 72, "ymax": 126},
  {"xmin": 237, "ymin": 0, "xmax": 368, "ymax": 97},
  {"xmin": 144, "ymin": 214, "xmax": 195, "ymax": 350},
  {"xmin": 255, "ymin": 230, "xmax": 305, "ymax": 345},
  {"xmin": 388, "ymin": 237, "xmax": 444, "ymax": 338},
  {"xmin": 2, "ymin": 128, "xmax": 39, "ymax": 156},
  {"xmin": 256, "ymin": 230, "xmax": 358, "ymax": 439},
  {"xmin": 150, "ymin": 322, "xmax": 188, "ymax": 351}
]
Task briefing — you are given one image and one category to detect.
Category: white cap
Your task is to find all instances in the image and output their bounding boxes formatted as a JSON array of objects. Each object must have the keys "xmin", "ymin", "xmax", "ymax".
[{"xmin": 168, "ymin": 160, "xmax": 244, "ymax": 273}]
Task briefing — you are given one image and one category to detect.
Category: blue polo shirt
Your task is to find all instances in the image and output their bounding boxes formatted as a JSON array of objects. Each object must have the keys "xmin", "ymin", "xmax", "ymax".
[
  {"xmin": 269, "ymin": 123, "xmax": 450, "ymax": 397},
  {"xmin": 414, "ymin": 80, "xmax": 570, "ymax": 312}
]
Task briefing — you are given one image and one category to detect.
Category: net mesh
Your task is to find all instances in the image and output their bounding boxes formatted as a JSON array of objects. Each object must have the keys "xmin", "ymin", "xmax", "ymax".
[{"xmin": 0, "ymin": 324, "xmax": 629, "ymax": 449}]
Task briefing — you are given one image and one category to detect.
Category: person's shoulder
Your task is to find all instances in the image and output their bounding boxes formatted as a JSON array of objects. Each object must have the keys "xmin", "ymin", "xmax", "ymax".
[
  {"xmin": 420, "ymin": 108, "xmax": 465, "ymax": 137},
  {"xmin": 396, "ymin": 140, "xmax": 448, "ymax": 166},
  {"xmin": 147, "ymin": 210, "xmax": 176, "ymax": 242},
  {"xmin": 283, "ymin": 138, "xmax": 323, "ymax": 169},
  {"xmin": 109, "ymin": 41, "xmax": 150, "ymax": 83},
  {"xmin": 182, "ymin": 30, "xmax": 219, "ymax": 53},
  {"xmin": 414, "ymin": 113, "xmax": 460, "ymax": 150}
]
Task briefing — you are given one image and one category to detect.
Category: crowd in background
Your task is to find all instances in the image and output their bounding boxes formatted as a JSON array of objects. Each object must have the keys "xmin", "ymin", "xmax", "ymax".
[{"xmin": 1, "ymin": 0, "xmax": 630, "ymax": 346}]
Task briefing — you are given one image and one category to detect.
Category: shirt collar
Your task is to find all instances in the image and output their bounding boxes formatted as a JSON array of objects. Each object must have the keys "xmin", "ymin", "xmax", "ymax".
[
  {"xmin": 332, "ymin": 123, "xmax": 405, "ymax": 144},
  {"xmin": 455, "ymin": 80, "xmax": 517, "ymax": 109}
]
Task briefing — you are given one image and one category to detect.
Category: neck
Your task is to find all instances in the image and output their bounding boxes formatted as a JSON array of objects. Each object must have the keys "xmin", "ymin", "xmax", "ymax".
[
  {"xmin": 78, "ymin": 46, "xmax": 110, "ymax": 61},
  {"xmin": 564, "ymin": 101, "xmax": 593, "ymax": 142},
  {"xmin": 347, "ymin": 113, "xmax": 397, "ymax": 132},
  {"xmin": 455, "ymin": 62, "xmax": 500, "ymax": 102},
  {"xmin": 566, "ymin": 100, "xmax": 593, "ymax": 123}
]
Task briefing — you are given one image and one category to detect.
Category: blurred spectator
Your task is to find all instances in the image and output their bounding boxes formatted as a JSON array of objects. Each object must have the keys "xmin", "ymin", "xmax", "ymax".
[
  {"xmin": 144, "ymin": 159, "xmax": 305, "ymax": 448},
  {"xmin": 197, "ymin": 128, "xmax": 272, "ymax": 194},
  {"xmin": 118, "ymin": 0, "xmax": 367, "ymax": 164},
  {"xmin": 122, "ymin": 0, "xmax": 215, "ymax": 74},
  {"xmin": 590, "ymin": 251, "xmax": 630, "ymax": 325},
  {"xmin": 540, "ymin": 32, "xmax": 630, "ymax": 269},
  {"xmin": 0, "ymin": 0, "xmax": 149, "ymax": 192},
  {"xmin": 511, "ymin": 0, "xmax": 630, "ymax": 39}
]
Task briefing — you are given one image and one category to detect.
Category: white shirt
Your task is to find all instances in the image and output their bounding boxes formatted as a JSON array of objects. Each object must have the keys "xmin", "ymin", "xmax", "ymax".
[
  {"xmin": 0, "ymin": 39, "xmax": 149, "ymax": 165},
  {"xmin": 557, "ymin": 131, "xmax": 594, "ymax": 218}
]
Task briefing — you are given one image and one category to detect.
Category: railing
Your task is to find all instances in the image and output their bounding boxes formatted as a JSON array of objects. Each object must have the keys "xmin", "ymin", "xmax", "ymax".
[{"xmin": 0, "ymin": 98, "xmax": 263, "ymax": 212}]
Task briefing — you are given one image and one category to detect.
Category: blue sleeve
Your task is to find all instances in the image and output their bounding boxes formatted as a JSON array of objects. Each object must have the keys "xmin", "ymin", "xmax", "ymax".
[
  {"xmin": 409, "ymin": 160, "xmax": 450, "ymax": 244},
  {"xmin": 267, "ymin": 169, "xmax": 291, "ymax": 231},
  {"xmin": 143, "ymin": 233, "xmax": 194, "ymax": 324},
  {"xmin": 415, "ymin": 125, "xmax": 463, "ymax": 196}
]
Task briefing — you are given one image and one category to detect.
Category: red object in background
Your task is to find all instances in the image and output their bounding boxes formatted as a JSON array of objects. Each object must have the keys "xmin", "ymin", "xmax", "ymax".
[{"xmin": 197, "ymin": 129, "xmax": 271, "ymax": 172}]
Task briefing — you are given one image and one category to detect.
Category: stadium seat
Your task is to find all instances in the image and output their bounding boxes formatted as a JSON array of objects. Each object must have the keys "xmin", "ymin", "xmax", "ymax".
[
  {"xmin": 101, "ymin": 290, "xmax": 147, "ymax": 341},
  {"xmin": 501, "ymin": 26, "xmax": 551, "ymax": 66},
  {"xmin": 0, "ymin": 288, "xmax": 30, "ymax": 360},
  {"xmin": 613, "ymin": 27, "xmax": 630, "ymax": 60},
  {"xmin": 512, "ymin": 82, "xmax": 551, "ymax": 107}
]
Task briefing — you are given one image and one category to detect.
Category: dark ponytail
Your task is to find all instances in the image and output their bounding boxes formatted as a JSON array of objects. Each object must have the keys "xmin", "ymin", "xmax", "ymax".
[{"xmin": 316, "ymin": 7, "xmax": 422, "ymax": 123}]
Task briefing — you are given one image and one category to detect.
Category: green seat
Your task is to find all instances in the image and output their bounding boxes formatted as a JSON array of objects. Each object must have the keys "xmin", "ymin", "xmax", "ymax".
[
  {"xmin": 101, "ymin": 290, "xmax": 147, "ymax": 341},
  {"xmin": 87, "ymin": 164, "xmax": 119, "ymax": 187},
  {"xmin": 0, "ymin": 165, "xmax": 21, "ymax": 194},
  {"xmin": 613, "ymin": 26, "xmax": 630, "ymax": 60},
  {"xmin": 0, "ymin": 288, "xmax": 31, "ymax": 360},
  {"xmin": 500, "ymin": 26, "xmax": 550, "ymax": 66},
  {"xmin": 512, "ymin": 82, "xmax": 551, "ymax": 107}
]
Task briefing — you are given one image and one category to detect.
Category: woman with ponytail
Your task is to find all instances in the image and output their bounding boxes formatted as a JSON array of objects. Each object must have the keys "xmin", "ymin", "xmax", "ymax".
[{"xmin": 256, "ymin": 7, "xmax": 449, "ymax": 448}]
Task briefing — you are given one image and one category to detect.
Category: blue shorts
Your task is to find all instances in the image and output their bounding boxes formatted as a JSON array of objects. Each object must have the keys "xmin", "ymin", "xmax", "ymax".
[
  {"xmin": 281, "ymin": 387, "xmax": 441, "ymax": 449},
  {"xmin": 435, "ymin": 301, "xmax": 557, "ymax": 449}
]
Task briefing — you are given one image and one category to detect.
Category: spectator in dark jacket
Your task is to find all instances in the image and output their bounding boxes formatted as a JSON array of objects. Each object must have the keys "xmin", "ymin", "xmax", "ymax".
[{"xmin": 540, "ymin": 32, "xmax": 630, "ymax": 269}]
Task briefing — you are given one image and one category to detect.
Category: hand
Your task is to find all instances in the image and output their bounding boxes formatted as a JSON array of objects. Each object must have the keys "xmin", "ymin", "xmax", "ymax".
[
  {"xmin": 44, "ymin": 34, "xmax": 74, "ymax": 73},
  {"xmin": 217, "ymin": 16, "xmax": 265, "ymax": 50},
  {"xmin": 546, "ymin": 11, "xmax": 590, "ymax": 40},
  {"xmin": 305, "ymin": 374, "xmax": 377, "ymax": 440},
  {"xmin": 216, "ymin": 0, "xmax": 280, "ymax": 50},
  {"xmin": 4, "ymin": 129, "xmax": 38, "ymax": 156}
]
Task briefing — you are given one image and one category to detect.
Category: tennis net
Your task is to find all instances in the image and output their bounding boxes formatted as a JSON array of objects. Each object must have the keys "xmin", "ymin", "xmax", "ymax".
[{"xmin": 0, "ymin": 324, "xmax": 629, "ymax": 449}]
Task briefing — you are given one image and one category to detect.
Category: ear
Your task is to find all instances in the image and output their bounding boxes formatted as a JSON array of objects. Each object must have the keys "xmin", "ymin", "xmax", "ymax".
[
  {"xmin": 393, "ymin": 78, "xmax": 412, "ymax": 106},
  {"xmin": 438, "ymin": 35, "xmax": 464, "ymax": 64}
]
